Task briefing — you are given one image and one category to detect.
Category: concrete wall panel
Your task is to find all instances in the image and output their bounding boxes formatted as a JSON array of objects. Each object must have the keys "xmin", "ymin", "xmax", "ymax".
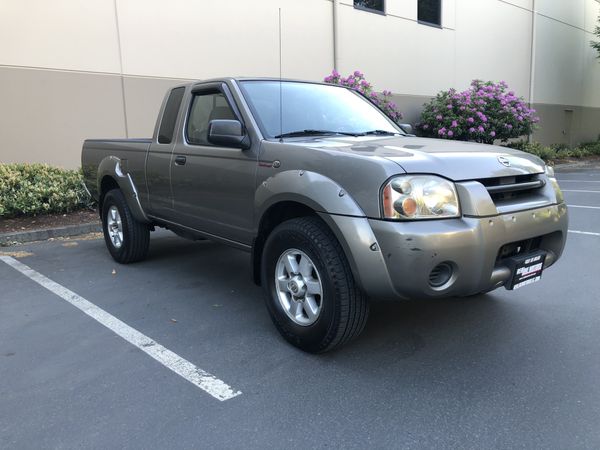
[
  {"xmin": 386, "ymin": 0, "xmax": 417, "ymax": 21},
  {"xmin": 533, "ymin": 15, "xmax": 584, "ymax": 105},
  {"xmin": 537, "ymin": 0, "xmax": 585, "ymax": 29},
  {"xmin": 455, "ymin": 0, "xmax": 532, "ymax": 97},
  {"xmin": 500, "ymin": 0, "xmax": 533, "ymax": 11},
  {"xmin": 116, "ymin": 0, "xmax": 333, "ymax": 81},
  {"xmin": 338, "ymin": 3, "xmax": 455, "ymax": 95},
  {"xmin": 0, "ymin": 67, "xmax": 126, "ymax": 168},
  {"xmin": 0, "ymin": 0, "xmax": 120, "ymax": 73},
  {"xmin": 584, "ymin": 0, "xmax": 600, "ymax": 33}
]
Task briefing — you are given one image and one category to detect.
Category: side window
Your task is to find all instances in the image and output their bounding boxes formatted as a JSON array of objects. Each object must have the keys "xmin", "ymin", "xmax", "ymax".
[
  {"xmin": 353, "ymin": 0, "xmax": 384, "ymax": 14},
  {"xmin": 158, "ymin": 87, "xmax": 185, "ymax": 144},
  {"xmin": 186, "ymin": 91, "xmax": 236, "ymax": 146},
  {"xmin": 418, "ymin": 0, "xmax": 442, "ymax": 27}
]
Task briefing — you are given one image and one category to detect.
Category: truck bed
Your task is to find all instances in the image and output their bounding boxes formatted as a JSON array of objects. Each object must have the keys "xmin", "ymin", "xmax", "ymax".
[{"xmin": 81, "ymin": 138, "xmax": 152, "ymax": 202}]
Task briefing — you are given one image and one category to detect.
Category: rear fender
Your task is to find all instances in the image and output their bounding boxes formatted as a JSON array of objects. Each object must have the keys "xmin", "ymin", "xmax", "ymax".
[{"xmin": 97, "ymin": 156, "xmax": 150, "ymax": 223}]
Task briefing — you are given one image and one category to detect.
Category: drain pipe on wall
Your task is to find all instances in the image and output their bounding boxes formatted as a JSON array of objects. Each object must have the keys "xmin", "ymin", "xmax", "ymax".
[
  {"xmin": 528, "ymin": 0, "xmax": 537, "ymax": 143},
  {"xmin": 333, "ymin": 0, "xmax": 340, "ymax": 71}
]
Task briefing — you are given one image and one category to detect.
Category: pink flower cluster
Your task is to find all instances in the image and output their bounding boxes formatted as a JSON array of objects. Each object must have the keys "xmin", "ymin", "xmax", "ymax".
[
  {"xmin": 417, "ymin": 80, "xmax": 539, "ymax": 144},
  {"xmin": 324, "ymin": 70, "xmax": 403, "ymax": 123}
]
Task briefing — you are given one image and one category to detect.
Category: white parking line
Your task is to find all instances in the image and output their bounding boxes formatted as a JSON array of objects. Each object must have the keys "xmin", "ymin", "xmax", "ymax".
[
  {"xmin": 562, "ymin": 190, "xmax": 600, "ymax": 193},
  {"xmin": 569, "ymin": 230, "xmax": 600, "ymax": 237},
  {"xmin": 567, "ymin": 205, "xmax": 600, "ymax": 210},
  {"xmin": 557, "ymin": 180, "xmax": 600, "ymax": 183},
  {"xmin": 0, "ymin": 256, "xmax": 241, "ymax": 402}
]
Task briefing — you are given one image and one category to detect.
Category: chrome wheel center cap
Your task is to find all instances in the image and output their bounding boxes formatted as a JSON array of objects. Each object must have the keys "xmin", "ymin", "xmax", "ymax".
[{"xmin": 287, "ymin": 276, "xmax": 306, "ymax": 299}]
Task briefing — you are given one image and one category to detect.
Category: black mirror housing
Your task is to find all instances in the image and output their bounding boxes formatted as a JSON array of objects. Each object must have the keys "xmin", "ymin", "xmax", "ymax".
[{"xmin": 208, "ymin": 119, "xmax": 250, "ymax": 149}]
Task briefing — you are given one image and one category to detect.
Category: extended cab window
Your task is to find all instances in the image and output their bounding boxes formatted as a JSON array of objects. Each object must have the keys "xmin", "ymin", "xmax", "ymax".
[
  {"xmin": 158, "ymin": 87, "xmax": 185, "ymax": 144},
  {"xmin": 186, "ymin": 91, "xmax": 236, "ymax": 146}
]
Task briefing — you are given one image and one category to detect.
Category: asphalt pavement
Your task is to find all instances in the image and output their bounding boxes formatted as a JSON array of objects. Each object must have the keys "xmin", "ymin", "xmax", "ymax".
[{"xmin": 1, "ymin": 166, "xmax": 599, "ymax": 449}]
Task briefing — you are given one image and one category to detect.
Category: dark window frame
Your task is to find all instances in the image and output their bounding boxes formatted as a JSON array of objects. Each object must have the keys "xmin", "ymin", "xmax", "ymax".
[
  {"xmin": 417, "ymin": 0, "xmax": 442, "ymax": 28},
  {"xmin": 184, "ymin": 83, "xmax": 245, "ymax": 148},
  {"xmin": 353, "ymin": 0, "xmax": 385, "ymax": 15}
]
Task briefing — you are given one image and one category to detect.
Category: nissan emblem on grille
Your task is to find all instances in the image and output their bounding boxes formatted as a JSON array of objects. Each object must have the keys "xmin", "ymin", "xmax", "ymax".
[{"xmin": 498, "ymin": 156, "xmax": 511, "ymax": 167}]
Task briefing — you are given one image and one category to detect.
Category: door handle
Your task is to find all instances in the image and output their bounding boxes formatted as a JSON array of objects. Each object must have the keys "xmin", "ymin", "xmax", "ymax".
[{"xmin": 174, "ymin": 155, "xmax": 186, "ymax": 166}]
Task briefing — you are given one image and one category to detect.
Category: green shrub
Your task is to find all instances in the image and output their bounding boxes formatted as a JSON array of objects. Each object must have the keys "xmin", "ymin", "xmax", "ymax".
[
  {"xmin": 578, "ymin": 141, "xmax": 600, "ymax": 155},
  {"xmin": 506, "ymin": 140, "xmax": 600, "ymax": 162},
  {"xmin": 0, "ymin": 163, "xmax": 91, "ymax": 218}
]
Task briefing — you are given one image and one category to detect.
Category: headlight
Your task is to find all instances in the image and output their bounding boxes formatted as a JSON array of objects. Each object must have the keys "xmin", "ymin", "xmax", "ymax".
[
  {"xmin": 545, "ymin": 165, "xmax": 555, "ymax": 177},
  {"xmin": 382, "ymin": 175, "xmax": 460, "ymax": 219}
]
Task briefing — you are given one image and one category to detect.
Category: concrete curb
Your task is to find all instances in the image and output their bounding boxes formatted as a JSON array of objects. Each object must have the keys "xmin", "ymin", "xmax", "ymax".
[{"xmin": 0, "ymin": 222, "xmax": 102, "ymax": 246}]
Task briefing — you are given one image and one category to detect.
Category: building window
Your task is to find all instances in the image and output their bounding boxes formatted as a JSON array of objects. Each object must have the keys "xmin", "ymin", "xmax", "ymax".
[
  {"xmin": 418, "ymin": 0, "xmax": 442, "ymax": 27},
  {"xmin": 354, "ymin": 0, "xmax": 384, "ymax": 14}
]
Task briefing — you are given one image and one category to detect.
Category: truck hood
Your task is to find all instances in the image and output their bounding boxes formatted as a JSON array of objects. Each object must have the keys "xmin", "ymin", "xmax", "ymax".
[{"xmin": 303, "ymin": 135, "xmax": 545, "ymax": 181}]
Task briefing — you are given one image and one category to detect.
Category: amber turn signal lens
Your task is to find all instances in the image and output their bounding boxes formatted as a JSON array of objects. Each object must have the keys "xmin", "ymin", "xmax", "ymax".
[
  {"xmin": 401, "ymin": 197, "xmax": 417, "ymax": 216},
  {"xmin": 383, "ymin": 184, "xmax": 395, "ymax": 218}
]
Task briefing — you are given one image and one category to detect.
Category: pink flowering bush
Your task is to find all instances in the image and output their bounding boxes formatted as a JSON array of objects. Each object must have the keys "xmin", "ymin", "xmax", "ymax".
[
  {"xmin": 416, "ymin": 80, "xmax": 539, "ymax": 144},
  {"xmin": 324, "ymin": 70, "xmax": 403, "ymax": 123}
]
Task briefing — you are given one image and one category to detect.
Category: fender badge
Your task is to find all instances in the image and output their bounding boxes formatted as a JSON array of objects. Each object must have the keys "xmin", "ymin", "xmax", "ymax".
[{"xmin": 498, "ymin": 156, "xmax": 511, "ymax": 167}]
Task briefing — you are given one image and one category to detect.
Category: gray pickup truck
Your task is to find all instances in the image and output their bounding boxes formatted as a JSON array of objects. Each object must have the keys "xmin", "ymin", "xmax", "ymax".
[{"xmin": 82, "ymin": 78, "xmax": 568, "ymax": 352}]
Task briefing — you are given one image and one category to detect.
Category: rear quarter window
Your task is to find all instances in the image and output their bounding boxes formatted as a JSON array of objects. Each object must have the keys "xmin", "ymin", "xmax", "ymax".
[{"xmin": 158, "ymin": 87, "xmax": 185, "ymax": 144}]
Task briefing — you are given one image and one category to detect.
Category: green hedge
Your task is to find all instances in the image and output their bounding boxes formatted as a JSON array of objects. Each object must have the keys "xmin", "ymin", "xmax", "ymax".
[
  {"xmin": 0, "ymin": 163, "xmax": 91, "ymax": 218},
  {"xmin": 508, "ymin": 141, "xmax": 600, "ymax": 162}
]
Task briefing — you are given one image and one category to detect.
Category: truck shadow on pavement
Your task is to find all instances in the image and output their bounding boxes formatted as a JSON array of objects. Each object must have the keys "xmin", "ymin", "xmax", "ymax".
[{"xmin": 145, "ymin": 232, "xmax": 518, "ymax": 368}]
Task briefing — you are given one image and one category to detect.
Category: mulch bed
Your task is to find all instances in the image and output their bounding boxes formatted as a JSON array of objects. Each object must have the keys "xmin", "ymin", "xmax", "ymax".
[
  {"xmin": 553, "ymin": 155, "xmax": 600, "ymax": 166},
  {"xmin": 0, "ymin": 209, "xmax": 100, "ymax": 235}
]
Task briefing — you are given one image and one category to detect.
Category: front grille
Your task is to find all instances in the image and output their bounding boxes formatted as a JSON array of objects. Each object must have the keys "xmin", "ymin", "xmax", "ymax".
[
  {"xmin": 477, "ymin": 174, "xmax": 545, "ymax": 203},
  {"xmin": 496, "ymin": 236, "xmax": 543, "ymax": 262}
]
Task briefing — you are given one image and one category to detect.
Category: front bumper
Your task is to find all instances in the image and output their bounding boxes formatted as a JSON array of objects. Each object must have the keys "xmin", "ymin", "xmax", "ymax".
[{"xmin": 323, "ymin": 203, "xmax": 568, "ymax": 300}]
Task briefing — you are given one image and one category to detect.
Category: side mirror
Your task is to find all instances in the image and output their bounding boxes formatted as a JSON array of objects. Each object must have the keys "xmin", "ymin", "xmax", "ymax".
[
  {"xmin": 399, "ymin": 123, "xmax": 413, "ymax": 135},
  {"xmin": 208, "ymin": 119, "xmax": 250, "ymax": 149}
]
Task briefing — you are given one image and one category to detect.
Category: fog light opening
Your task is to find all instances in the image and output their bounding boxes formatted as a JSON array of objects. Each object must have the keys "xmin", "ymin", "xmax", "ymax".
[{"xmin": 429, "ymin": 262, "xmax": 454, "ymax": 288}]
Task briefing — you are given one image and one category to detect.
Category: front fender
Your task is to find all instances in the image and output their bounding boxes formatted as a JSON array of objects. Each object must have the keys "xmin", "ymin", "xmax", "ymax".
[
  {"xmin": 254, "ymin": 170, "xmax": 396, "ymax": 297},
  {"xmin": 97, "ymin": 156, "xmax": 150, "ymax": 223},
  {"xmin": 254, "ymin": 170, "xmax": 365, "ymax": 226}
]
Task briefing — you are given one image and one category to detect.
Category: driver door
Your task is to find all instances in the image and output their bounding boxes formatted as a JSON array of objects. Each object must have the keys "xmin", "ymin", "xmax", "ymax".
[{"xmin": 170, "ymin": 83, "xmax": 258, "ymax": 246}]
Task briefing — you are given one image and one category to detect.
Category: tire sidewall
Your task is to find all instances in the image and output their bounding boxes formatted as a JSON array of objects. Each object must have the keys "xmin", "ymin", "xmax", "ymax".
[
  {"xmin": 261, "ymin": 223, "xmax": 341, "ymax": 351},
  {"xmin": 102, "ymin": 191, "xmax": 131, "ymax": 261}
]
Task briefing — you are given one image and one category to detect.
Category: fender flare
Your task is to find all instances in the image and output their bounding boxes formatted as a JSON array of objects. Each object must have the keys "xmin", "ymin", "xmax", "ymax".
[
  {"xmin": 253, "ymin": 170, "xmax": 385, "ymax": 290},
  {"xmin": 254, "ymin": 170, "xmax": 365, "ymax": 227},
  {"xmin": 97, "ymin": 156, "xmax": 150, "ymax": 224}
]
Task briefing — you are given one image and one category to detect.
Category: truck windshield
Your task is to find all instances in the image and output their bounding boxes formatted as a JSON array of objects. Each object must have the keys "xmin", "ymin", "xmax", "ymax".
[{"xmin": 238, "ymin": 80, "xmax": 402, "ymax": 139}]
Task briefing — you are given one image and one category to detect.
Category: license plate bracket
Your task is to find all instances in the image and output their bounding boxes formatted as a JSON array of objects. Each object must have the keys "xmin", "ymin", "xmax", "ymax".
[{"xmin": 505, "ymin": 250, "xmax": 547, "ymax": 290}]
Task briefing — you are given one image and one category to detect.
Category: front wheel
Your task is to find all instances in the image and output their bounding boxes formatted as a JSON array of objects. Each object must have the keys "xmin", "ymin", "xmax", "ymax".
[
  {"xmin": 102, "ymin": 189, "xmax": 150, "ymax": 264},
  {"xmin": 261, "ymin": 217, "xmax": 369, "ymax": 353}
]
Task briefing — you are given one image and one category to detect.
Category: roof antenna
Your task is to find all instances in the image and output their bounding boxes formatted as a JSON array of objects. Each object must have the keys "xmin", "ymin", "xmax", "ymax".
[{"xmin": 278, "ymin": 7, "xmax": 283, "ymax": 142}]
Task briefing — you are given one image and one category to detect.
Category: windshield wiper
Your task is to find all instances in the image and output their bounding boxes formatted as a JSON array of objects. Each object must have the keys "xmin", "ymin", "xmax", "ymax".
[
  {"xmin": 274, "ymin": 129, "xmax": 364, "ymax": 138},
  {"xmin": 360, "ymin": 129, "xmax": 402, "ymax": 136}
]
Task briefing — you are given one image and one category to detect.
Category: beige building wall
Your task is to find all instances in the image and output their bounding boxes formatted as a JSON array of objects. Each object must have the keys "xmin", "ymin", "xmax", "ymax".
[{"xmin": 1, "ymin": 0, "xmax": 599, "ymax": 168}]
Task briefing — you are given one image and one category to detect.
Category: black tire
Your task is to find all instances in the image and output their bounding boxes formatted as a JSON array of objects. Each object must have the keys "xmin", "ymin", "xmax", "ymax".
[
  {"xmin": 102, "ymin": 189, "xmax": 150, "ymax": 264},
  {"xmin": 261, "ymin": 216, "xmax": 369, "ymax": 353}
]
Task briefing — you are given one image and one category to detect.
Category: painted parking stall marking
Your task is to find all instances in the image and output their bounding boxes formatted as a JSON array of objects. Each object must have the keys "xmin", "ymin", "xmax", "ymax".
[
  {"xmin": 562, "ymin": 173, "xmax": 600, "ymax": 236},
  {"xmin": 567, "ymin": 205, "xmax": 600, "ymax": 210},
  {"xmin": 0, "ymin": 256, "xmax": 241, "ymax": 402},
  {"xmin": 568, "ymin": 230, "xmax": 600, "ymax": 237}
]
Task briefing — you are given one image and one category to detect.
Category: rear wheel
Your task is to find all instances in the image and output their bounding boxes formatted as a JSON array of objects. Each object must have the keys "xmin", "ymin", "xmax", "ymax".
[
  {"xmin": 102, "ymin": 189, "xmax": 150, "ymax": 263},
  {"xmin": 261, "ymin": 216, "xmax": 369, "ymax": 353}
]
